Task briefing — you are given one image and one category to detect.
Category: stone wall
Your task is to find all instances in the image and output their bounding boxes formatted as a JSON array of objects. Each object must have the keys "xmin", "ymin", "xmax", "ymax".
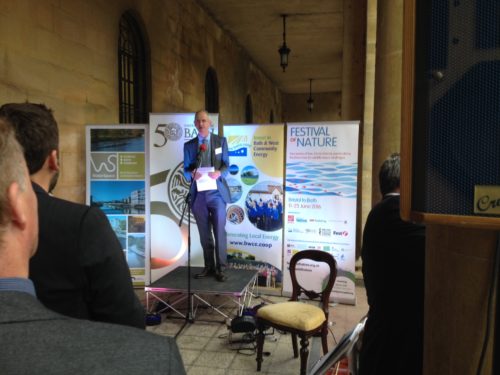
[{"xmin": 0, "ymin": 0, "xmax": 282, "ymax": 203}]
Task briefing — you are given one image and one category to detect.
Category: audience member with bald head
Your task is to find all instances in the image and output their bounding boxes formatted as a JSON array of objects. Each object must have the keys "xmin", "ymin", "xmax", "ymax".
[{"xmin": 0, "ymin": 119, "xmax": 38, "ymax": 280}]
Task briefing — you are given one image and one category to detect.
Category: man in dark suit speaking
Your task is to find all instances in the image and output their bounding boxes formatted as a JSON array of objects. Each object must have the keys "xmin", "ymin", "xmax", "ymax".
[
  {"xmin": 183, "ymin": 110, "xmax": 230, "ymax": 282},
  {"xmin": 0, "ymin": 119, "xmax": 185, "ymax": 374}
]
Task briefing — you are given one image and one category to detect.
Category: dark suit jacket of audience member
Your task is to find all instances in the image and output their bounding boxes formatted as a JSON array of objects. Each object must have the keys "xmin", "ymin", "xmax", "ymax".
[
  {"xmin": 360, "ymin": 195, "xmax": 425, "ymax": 375},
  {"xmin": 0, "ymin": 291, "xmax": 185, "ymax": 375},
  {"xmin": 183, "ymin": 133, "xmax": 231, "ymax": 204},
  {"xmin": 29, "ymin": 182, "xmax": 145, "ymax": 328}
]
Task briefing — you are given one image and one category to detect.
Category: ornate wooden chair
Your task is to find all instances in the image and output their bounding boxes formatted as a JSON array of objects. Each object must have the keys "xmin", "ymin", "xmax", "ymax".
[{"xmin": 255, "ymin": 250, "xmax": 337, "ymax": 375}]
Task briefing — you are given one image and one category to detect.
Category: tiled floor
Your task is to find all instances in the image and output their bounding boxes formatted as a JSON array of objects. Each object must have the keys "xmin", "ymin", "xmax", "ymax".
[{"xmin": 144, "ymin": 285, "xmax": 369, "ymax": 374}]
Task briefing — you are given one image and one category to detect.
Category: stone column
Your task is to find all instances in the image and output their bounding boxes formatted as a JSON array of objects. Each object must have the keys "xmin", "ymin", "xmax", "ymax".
[
  {"xmin": 341, "ymin": 0, "xmax": 367, "ymax": 122},
  {"xmin": 341, "ymin": 0, "xmax": 367, "ymax": 257},
  {"xmin": 359, "ymin": 0, "xmax": 377, "ymax": 252},
  {"xmin": 372, "ymin": 0, "xmax": 403, "ymax": 202}
]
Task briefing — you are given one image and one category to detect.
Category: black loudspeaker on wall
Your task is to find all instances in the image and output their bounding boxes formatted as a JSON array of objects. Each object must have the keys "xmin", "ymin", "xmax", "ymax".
[{"xmin": 401, "ymin": 0, "xmax": 500, "ymax": 229}]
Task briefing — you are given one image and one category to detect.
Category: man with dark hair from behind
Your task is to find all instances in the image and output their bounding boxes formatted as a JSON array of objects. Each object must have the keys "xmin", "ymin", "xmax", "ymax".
[
  {"xmin": 0, "ymin": 102, "xmax": 144, "ymax": 329},
  {"xmin": 0, "ymin": 119, "xmax": 185, "ymax": 374},
  {"xmin": 359, "ymin": 153, "xmax": 426, "ymax": 375}
]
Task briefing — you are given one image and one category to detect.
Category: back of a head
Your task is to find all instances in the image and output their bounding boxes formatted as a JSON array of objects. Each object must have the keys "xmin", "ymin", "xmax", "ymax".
[
  {"xmin": 0, "ymin": 103, "xmax": 58, "ymax": 175},
  {"xmin": 379, "ymin": 153, "xmax": 400, "ymax": 196},
  {"xmin": 0, "ymin": 119, "xmax": 28, "ymax": 238}
]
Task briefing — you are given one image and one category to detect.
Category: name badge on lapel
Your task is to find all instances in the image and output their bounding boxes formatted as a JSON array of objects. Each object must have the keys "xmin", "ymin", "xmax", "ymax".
[{"xmin": 215, "ymin": 147, "xmax": 222, "ymax": 155}]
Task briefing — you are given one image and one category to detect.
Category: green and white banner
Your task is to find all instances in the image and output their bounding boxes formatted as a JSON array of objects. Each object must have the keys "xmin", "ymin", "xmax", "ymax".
[{"xmin": 86, "ymin": 125, "xmax": 149, "ymax": 286}]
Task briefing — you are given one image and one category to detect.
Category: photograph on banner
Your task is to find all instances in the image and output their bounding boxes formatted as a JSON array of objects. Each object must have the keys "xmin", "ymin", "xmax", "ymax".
[
  {"xmin": 90, "ymin": 128, "xmax": 145, "ymax": 152},
  {"xmin": 90, "ymin": 181, "xmax": 145, "ymax": 214},
  {"xmin": 149, "ymin": 113, "xmax": 218, "ymax": 283},
  {"xmin": 223, "ymin": 124, "xmax": 284, "ymax": 291},
  {"xmin": 86, "ymin": 125, "xmax": 149, "ymax": 286},
  {"xmin": 283, "ymin": 122, "xmax": 359, "ymax": 304}
]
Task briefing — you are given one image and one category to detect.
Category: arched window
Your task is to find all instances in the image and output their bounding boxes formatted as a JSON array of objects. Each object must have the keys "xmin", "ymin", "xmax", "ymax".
[
  {"xmin": 118, "ymin": 11, "xmax": 151, "ymax": 123},
  {"xmin": 269, "ymin": 110, "xmax": 274, "ymax": 123},
  {"xmin": 205, "ymin": 67, "xmax": 219, "ymax": 113},
  {"xmin": 245, "ymin": 94, "xmax": 253, "ymax": 124}
]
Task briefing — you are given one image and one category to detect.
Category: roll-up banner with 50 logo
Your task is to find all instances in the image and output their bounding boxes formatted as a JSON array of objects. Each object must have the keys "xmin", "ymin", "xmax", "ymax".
[{"xmin": 149, "ymin": 113, "xmax": 218, "ymax": 283}]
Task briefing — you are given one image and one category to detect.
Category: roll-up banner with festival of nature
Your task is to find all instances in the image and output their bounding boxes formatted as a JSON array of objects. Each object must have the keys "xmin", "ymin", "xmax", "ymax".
[
  {"xmin": 283, "ymin": 121, "xmax": 359, "ymax": 304},
  {"xmin": 149, "ymin": 113, "xmax": 218, "ymax": 283},
  {"xmin": 223, "ymin": 124, "xmax": 285, "ymax": 292}
]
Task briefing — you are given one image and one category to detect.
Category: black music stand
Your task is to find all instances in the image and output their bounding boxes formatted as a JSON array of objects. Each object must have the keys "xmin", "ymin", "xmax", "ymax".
[
  {"xmin": 175, "ymin": 158, "xmax": 201, "ymax": 338},
  {"xmin": 308, "ymin": 317, "xmax": 366, "ymax": 375}
]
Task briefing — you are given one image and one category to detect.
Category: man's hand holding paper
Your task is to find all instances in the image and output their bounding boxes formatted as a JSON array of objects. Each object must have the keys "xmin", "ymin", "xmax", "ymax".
[{"xmin": 196, "ymin": 167, "xmax": 217, "ymax": 191}]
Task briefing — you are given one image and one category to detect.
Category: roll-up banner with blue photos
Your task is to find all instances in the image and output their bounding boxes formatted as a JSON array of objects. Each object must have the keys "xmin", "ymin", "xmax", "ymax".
[{"xmin": 86, "ymin": 125, "xmax": 150, "ymax": 287}]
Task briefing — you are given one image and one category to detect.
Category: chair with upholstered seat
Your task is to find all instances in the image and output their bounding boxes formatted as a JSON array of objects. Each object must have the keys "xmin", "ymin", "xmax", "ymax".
[{"xmin": 255, "ymin": 250, "xmax": 337, "ymax": 375}]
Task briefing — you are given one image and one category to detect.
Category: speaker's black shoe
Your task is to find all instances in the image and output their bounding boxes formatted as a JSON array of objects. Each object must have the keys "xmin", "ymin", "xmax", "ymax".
[
  {"xmin": 194, "ymin": 268, "xmax": 215, "ymax": 279},
  {"xmin": 215, "ymin": 270, "xmax": 227, "ymax": 282}
]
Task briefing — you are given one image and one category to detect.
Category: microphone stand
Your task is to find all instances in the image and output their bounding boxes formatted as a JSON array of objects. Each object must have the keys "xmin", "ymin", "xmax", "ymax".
[{"xmin": 175, "ymin": 153, "xmax": 202, "ymax": 338}]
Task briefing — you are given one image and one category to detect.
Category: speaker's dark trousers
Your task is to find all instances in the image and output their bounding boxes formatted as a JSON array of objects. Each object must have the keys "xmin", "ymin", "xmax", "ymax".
[{"xmin": 192, "ymin": 189, "xmax": 227, "ymax": 271}]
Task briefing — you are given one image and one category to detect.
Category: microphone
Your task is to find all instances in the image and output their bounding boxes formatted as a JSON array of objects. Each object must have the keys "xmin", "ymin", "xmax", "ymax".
[{"xmin": 196, "ymin": 142, "xmax": 208, "ymax": 167}]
